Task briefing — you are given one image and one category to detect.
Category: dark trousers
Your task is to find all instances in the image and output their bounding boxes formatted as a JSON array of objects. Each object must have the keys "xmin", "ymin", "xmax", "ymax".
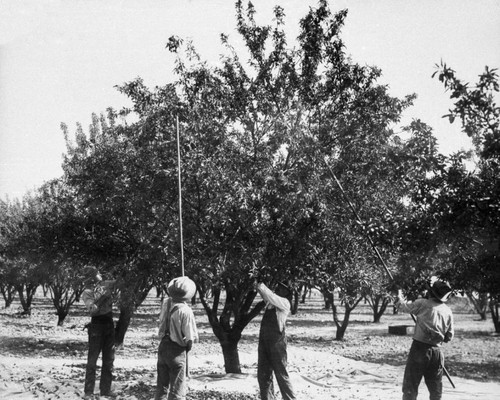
[
  {"xmin": 402, "ymin": 340, "xmax": 443, "ymax": 400},
  {"xmin": 258, "ymin": 308, "xmax": 295, "ymax": 400},
  {"xmin": 258, "ymin": 335, "xmax": 295, "ymax": 400},
  {"xmin": 85, "ymin": 320, "xmax": 115, "ymax": 396},
  {"xmin": 155, "ymin": 337, "xmax": 187, "ymax": 400}
]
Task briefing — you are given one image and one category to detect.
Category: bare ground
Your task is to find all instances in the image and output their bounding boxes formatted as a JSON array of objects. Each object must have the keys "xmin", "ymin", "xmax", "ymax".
[{"xmin": 0, "ymin": 291, "xmax": 499, "ymax": 399}]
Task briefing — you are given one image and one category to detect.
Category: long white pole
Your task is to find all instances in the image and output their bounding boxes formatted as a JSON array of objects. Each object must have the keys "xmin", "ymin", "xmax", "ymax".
[{"xmin": 176, "ymin": 115, "xmax": 185, "ymax": 277}]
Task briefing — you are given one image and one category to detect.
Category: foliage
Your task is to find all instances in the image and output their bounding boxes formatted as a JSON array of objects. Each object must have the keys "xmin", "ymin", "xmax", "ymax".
[
  {"xmin": 433, "ymin": 63, "xmax": 500, "ymax": 159},
  {"xmin": 397, "ymin": 62, "xmax": 500, "ymax": 331},
  {"xmin": 61, "ymin": 106, "xmax": 182, "ymax": 342},
  {"xmin": 157, "ymin": 0, "xmax": 419, "ymax": 352}
]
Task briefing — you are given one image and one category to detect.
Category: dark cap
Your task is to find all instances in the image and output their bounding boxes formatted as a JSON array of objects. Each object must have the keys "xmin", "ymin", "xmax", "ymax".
[{"xmin": 430, "ymin": 279, "xmax": 452, "ymax": 302}]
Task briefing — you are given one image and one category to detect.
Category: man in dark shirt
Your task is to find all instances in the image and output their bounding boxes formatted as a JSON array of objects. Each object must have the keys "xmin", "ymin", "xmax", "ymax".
[{"xmin": 82, "ymin": 267, "xmax": 117, "ymax": 399}]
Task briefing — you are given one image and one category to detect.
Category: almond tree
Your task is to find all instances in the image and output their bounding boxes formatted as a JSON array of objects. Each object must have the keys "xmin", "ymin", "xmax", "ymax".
[
  {"xmin": 61, "ymin": 0, "xmax": 418, "ymax": 368},
  {"xmin": 0, "ymin": 200, "xmax": 18, "ymax": 308},
  {"xmin": 396, "ymin": 65, "xmax": 499, "ymax": 331},
  {"xmin": 61, "ymin": 106, "xmax": 181, "ymax": 344},
  {"xmin": 161, "ymin": 0, "xmax": 415, "ymax": 354},
  {"xmin": 432, "ymin": 63, "xmax": 500, "ymax": 331},
  {"xmin": 0, "ymin": 195, "xmax": 44, "ymax": 315}
]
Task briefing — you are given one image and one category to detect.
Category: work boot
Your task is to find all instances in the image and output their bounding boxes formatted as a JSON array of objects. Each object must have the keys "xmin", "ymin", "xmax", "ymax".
[{"xmin": 100, "ymin": 392, "xmax": 117, "ymax": 399}]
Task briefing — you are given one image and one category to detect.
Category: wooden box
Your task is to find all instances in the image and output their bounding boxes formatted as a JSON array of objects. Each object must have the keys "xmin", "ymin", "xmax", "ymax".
[{"xmin": 388, "ymin": 325, "xmax": 415, "ymax": 335}]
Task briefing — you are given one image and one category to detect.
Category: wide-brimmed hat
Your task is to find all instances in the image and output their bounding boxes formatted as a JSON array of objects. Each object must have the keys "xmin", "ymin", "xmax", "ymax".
[
  {"xmin": 167, "ymin": 276, "xmax": 196, "ymax": 302},
  {"xmin": 430, "ymin": 279, "xmax": 452, "ymax": 302}
]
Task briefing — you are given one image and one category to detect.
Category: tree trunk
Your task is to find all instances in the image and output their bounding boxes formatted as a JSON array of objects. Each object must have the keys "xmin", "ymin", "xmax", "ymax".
[
  {"xmin": 490, "ymin": 299, "xmax": 499, "ymax": 333},
  {"xmin": 114, "ymin": 279, "xmax": 153, "ymax": 347},
  {"xmin": 291, "ymin": 290, "xmax": 299, "ymax": 315},
  {"xmin": 366, "ymin": 294, "xmax": 390, "ymax": 323},
  {"xmin": 332, "ymin": 295, "xmax": 363, "ymax": 340},
  {"xmin": 1, "ymin": 284, "xmax": 16, "ymax": 308},
  {"xmin": 49, "ymin": 282, "xmax": 77, "ymax": 327},
  {"xmin": 335, "ymin": 307, "xmax": 352, "ymax": 340},
  {"xmin": 115, "ymin": 304, "xmax": 134, "ymax": 347},
  {"xmin": 197, "ymin": 285, "xmax": 264, "ymax": 374},
  {"xmin": 208, "ymin": 313, "xmax": 244, "ymax": 373},
  {"xmin": 321, "ymin": 289, "xmax": 333, "ymax": 310},
  {"xmin": 15, "ymin": 283, "xmax": 38, "ymax": 315},
  {"xmin": 57, "ymin": 311, "xmax": 68, "ymax": 326},
  {"xmin": 466, "ymin": 291, "xmax": 488, "ymax": 320},
  {"xmin": 299, "ymin": 284, "xmax": 309, "ymax": 304},
  {"xmin": 220, "ymin": 337, "xmax": 242, "ymax": 374}
]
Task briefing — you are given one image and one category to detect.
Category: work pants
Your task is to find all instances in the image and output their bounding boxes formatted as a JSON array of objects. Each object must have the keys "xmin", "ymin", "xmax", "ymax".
[
  {"xmin": 402, "ymin": 340, "xmax": 443, "ymax": 400},
  {"xmin": 258, "ymin": 308, "xmax": 295, "ymax": 400},
  {"xmin": 155, "ymin": 337, "xmax": 187, "ymax": 400},
  {"xmin": 84, "ymin": 319, "xmax": 115, "ymax": 396}
]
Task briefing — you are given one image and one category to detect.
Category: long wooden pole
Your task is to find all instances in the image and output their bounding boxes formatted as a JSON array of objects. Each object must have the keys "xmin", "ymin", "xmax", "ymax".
[
  {"xmin": 321, "ymin": 156, "xmax": 455, "ymax": 389},
  {"xmin": 175, "ymin": 116, "xmax": 189, "ymax": 377},
  {"xmin": 322, "ymin": 159, "xmax": 394, "ymax": 281},
  {"xmin": 176, "ymin": 115, "xmax": 185, "ymax": 277}
]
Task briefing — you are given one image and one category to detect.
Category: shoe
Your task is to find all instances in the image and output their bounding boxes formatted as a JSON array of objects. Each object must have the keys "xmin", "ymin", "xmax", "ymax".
[
  {"xmin": 100, "ymin": 392, "xmax": 117, "ymax": 399},
  {"xmin": 83, "ymin": 394, "xmax": 95, "ymax": 400}
]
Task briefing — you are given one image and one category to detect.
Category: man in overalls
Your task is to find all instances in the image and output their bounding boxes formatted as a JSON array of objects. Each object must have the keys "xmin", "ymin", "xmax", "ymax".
[
  {"xmin": 155, "ymin": 276, "xmax": 198, "ymax": 400},
  {"xmin": 255, "ymin": 281, "xmax": 296, "ymax": 400}
]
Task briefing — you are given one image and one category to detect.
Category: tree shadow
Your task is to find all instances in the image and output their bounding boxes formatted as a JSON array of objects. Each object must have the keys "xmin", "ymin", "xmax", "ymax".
[{"xmin": 0, "ymin": 335, "xmax": 88, "ymax": 357}]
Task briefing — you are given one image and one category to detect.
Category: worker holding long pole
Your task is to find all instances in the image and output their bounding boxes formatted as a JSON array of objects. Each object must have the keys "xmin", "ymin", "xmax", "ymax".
[
  {"xmin": 395, "ymin": 278, "xmax": 454, "ymax": 400},
  {"xmin": 155, "ymin": 116, "xmax": 198, "ymax": 400},
  {"xmin": 322, "ymin": 155, "xmax": 456, "ymax": 393}
]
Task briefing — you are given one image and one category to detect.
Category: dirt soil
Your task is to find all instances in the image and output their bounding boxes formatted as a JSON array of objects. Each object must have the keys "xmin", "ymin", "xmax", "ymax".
[{"xmin": 1, "ymin": 292, "xmax": 499, "ymax": 399}]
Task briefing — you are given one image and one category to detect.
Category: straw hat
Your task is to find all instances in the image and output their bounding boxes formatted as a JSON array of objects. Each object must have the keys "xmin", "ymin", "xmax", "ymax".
[{"xmin": 167, "ymin": 276, "xmax": 196, "ymax": 302}]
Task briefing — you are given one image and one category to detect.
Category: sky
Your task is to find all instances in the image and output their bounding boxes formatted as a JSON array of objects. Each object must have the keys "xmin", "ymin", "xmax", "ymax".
[{"xmin": 1, "ymin": 0, "xmax": 499, "ymax": 200}]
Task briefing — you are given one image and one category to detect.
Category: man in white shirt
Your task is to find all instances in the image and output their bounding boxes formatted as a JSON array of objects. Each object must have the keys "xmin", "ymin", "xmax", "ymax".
[
  {"xmin": 155, "ymin": 276, "xmax": 199, "ymax": 400},
  {"xmin": 396, "ymin": 278, "xmax": 454, "ymax": 400},
  {"xmin": 255, "ymin": 281, "xmax": 296, "ymax": 400}
]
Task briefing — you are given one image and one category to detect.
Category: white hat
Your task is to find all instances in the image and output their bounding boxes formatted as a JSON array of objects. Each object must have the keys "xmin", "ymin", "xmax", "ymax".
[{"xmin": 167, "ymin": 276, "xmax": 196, "ymax": 302}]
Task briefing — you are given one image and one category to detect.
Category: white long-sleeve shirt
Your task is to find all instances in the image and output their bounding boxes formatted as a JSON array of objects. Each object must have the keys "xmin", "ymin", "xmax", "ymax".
[
  {"xmin": 158, "ymin": 298, "xmax": 199, "ymax": 347},
  {"xmin": 256, "ymin": 283, "xmax": 290, "ymax": 333}
]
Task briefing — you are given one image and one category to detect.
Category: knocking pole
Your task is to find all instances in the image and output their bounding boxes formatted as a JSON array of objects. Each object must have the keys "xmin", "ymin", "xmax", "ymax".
[
  {"xmin": 321, "ymin": 156, "xmax": 455, "ymax": 389},
  {"xmin": 322, "ymin": 158, "xmax": 394, "ymax": 281},
  {"xmin": 176, "ymin": 115, "xmax": 185, "ymax": 277}
]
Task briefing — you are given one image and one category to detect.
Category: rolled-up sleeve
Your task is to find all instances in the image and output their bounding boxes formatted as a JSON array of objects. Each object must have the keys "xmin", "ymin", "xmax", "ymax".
[
  {"xmin": 257, "ymin": 283, "xmax": 290, "ymax": 312},
  {"xmin": 180, "ymin": 309, "xmax": 199, "ymax": 344}
]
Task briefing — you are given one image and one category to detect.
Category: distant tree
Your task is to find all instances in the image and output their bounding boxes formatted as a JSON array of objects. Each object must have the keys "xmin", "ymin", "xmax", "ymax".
[
  {"xmin": 0, "ymin": 200, "xmax": 18, "ymax": 308},
  {"xmin": 0, "ymin": 264, "xmax": 17, "ymax": 308},
  {"xmin": 0, "ymin": 195, "xmax": 47, "ymax": 315},
  {"xmin": 432, "ymin": 63, "xmax": 500, "ymax": 331},
  {"xmin": 61, "ymin": 108, "xmax": 178, "ymax": 344},
  {"xmin": 33, "ymin": 180, "xmax": 88, "ymax": 325}
]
